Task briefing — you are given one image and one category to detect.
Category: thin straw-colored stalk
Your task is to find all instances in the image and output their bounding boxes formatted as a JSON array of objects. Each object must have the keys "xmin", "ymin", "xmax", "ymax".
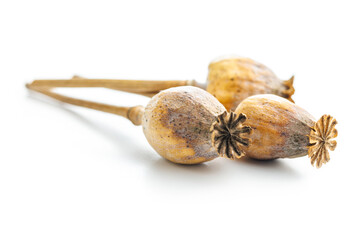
[
  {"xmin": 26, "ymin": 84, "xmax": 144, "ymax": 126},
  {"xmin": 29, "ymin": 76, "xmax": 200, "ymax": 94}
]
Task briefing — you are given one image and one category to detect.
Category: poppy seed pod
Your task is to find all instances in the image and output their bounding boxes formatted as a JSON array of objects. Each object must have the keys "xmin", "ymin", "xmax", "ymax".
[
  {"xmin": 229, "ymin": 94, "xmax": 337, "ymax": 168},
  {"xmin": 207, "ymin": 57, "xmax": 295, "ymax": 110},
  {"xmin": 142, "ymin": 86, "xmax": 251, "ymax": 164}
]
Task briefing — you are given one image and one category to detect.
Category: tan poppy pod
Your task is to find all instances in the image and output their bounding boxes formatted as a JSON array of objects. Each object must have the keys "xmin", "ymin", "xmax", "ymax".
[
  {"xmin": 207, "ymin": 57, "xmax": 295, "ymax": 110},
  {"xmin": 224, "ymin": 94, "xmax": 337, "ymax": 168},
  {"xmin": 142, "ymin": 86, "xmax": 251, "ymax": 164}
]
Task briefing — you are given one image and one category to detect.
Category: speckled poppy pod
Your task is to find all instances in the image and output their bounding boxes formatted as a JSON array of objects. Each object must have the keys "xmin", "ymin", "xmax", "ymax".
[
  {"xmin": 142, "ymin": 87, "xmax": 251, "ymax": 164},
  {"xmin": 207, "ymin": 57, "xmax": 295, "ymax": 111},
  {"xmin": 231, "ymin": 94, "xmax": 338, "ymax": 168}
]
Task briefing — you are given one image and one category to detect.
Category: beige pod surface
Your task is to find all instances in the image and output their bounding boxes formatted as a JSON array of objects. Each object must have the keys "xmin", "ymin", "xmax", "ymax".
[
  {"xmin": 141, "ymin": 86, "xmax": 251, "ymax": 164},
  {"xmin": 207, "ymin": 57, "xmax": 295, "ymax": 111},
  {"xmin": 142, "ymin": 86, "xmax": 224, "ymax": 164},
  {"xmin": 232, "ymin": 94, "xmax": 338, "ymax": 168}
]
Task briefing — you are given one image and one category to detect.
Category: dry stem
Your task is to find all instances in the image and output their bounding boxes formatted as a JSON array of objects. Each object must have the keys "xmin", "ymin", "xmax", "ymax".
[
  {"xmin": 26, "ymin": 83, "xmax": 144, "ymax": 126},
  {"xmin": 29, "ymin": 76, "xmax": 200, "ymax": 97}
]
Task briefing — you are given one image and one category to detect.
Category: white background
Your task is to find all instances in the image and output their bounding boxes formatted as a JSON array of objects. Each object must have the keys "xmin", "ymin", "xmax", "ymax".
[{"xmin": 0, "ymin": 1, "xmax": 359, "ymax": 239}]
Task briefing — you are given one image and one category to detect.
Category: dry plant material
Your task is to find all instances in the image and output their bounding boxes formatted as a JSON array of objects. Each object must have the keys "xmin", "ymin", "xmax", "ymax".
[
  {"xmin": 234, "ymin": 94, "xmax": 337, "ymax": 168},
  {"xmin": 26, "ymin": 84, "xmax": 251, "ymax": 164},
  {"xmin": 29, "ymin": 57, "xmax": 295, "ymax": 111},
  {"xmin": 26, "ymin": 82, "xmax": 337, "ymax": 167},
  {"xmin": 207, "ymin": 57, "xmax": 295, "ymax": 110}
]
